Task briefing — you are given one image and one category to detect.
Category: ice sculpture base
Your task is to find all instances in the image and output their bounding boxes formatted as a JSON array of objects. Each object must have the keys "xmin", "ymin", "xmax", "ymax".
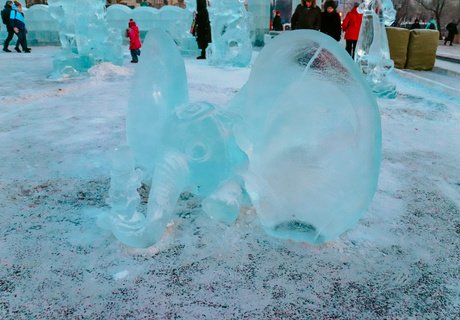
[
  {"xmin": 51, "ymin": 51, "xmax": 92, "ymax": 78},
  {"xmin": 371, "ymin": 79, "xmax": 397, "ymax": 99},
  {"xmin": 263, "ymin": 221, "xmax": 327, "ymax": 244}
]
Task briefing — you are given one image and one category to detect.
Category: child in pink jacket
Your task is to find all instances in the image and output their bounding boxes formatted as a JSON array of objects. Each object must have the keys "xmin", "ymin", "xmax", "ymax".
[{"xmin": 127, "ymin": 19, "xmax": 142, "ymax": 63}]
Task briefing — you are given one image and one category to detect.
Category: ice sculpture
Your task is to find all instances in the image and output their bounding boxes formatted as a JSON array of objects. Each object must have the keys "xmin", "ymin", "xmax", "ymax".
[
  {"xmin": 48, "ymin": 0, "xmax": 123, "ymax": 77},
  {"xmin": 100, "ymin": 29, "xmax": 381, "ymax": 248},
  {"xmin": 231, "ymin": 30, "xmax": 381, "ymax": 243},
  {"xmin": 207, "ymin": 0, "xmax": 252, "ymax": 67},
  {"xmin": 98, "ymin": 29, "xmax": 248, "ymax": 247},
  {"xmin": 355, "ymin": 0, "xmax": 397, "ymax": 98}
]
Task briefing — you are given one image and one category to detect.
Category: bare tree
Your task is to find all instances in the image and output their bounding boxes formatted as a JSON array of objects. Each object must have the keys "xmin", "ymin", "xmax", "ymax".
[
  {"xmin": 414, "ymin": 0, "xmax": 447, "ymax": 37},
  {"xmin": 393, "ymin": 0, "xmax": 413, "ymax": 25}
]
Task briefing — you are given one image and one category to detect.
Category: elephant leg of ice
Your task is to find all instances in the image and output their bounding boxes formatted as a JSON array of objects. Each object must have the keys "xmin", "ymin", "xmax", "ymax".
[
  {"xmin": 109, "ymin": 152, "xmax": 190, "ymax": 248},
  {"xmin": 202, "ymin": 179, "xmax": 243, "ymax": 224}
]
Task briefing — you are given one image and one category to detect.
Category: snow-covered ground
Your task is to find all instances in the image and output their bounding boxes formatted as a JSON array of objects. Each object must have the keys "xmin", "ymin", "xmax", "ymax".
[{"xmin": 1, "ymin": 47, "xmax": 459, "ymax": 319}]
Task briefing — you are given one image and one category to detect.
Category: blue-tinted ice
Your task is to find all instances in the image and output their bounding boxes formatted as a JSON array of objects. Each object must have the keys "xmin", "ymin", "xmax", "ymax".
[
  {"xmin": 98, "ymin": 29, "xmax": 248, "ymax": 247},
  {"xmin": 231, "ymin": 30, "xmax": 381, "ymax": 243},
  {"xmin": 356, "ymin": 0, "xmax": 397, "ymax": 97},
  {"xmin": 100, "ymin": 29, "xmax": 381, "ymax": 247},
  {"xmin": 48, "ymin": 0, "xmax": 123, "ymax": 77},
  {"xmin": 207, "ymin": 0, "xmax": 253, "ymax": 67}
]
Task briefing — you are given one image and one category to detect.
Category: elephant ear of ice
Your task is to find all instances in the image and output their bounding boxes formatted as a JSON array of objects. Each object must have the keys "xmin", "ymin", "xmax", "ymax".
[
  {"xmin": 231, "ymin": 30, "xmax": 381, "ymax": 244},
  {"xmin": 126, "ymin": 29, "xmax": 189, "ymax": 174}
]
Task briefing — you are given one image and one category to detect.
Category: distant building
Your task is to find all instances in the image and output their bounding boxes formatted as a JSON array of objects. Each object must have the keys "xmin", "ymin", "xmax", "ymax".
[
  {"xmin": 106, "ymin": 0, "xmax": 185, "ymax": 8},
  {"xmin": 25, "ymin": 0, "xmax": 184, "ymax": 9},
  {"xmin": 26, "ymin": 0, "xmax": 47, "ymax": 6}
]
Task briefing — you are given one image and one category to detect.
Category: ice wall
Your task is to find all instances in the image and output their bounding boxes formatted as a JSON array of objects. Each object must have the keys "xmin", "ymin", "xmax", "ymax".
[
  {"xmin": 106, "ymin": 5, "xmax": 198, "ymax": 56},
  {"xmin": 19, "ymin": 5, "xmax": 59, "ymax": 45},
  {"xmin": 106, "ymin": 4, "xmax": 134, "ymax": 33},
  {"xmin": 0, "ymin": 4, "xmax": 197, "ymax": 56},
  {"xmin": 48, "ymin": 0, "xmax": 123, "ymax": 77},
  {"xmin": 248, "ymin": 0, "xmax": 270, "ymax": 46},
  {"xmin": 207, "ymin": 0, "xmax": 253, "ymax": 67}
]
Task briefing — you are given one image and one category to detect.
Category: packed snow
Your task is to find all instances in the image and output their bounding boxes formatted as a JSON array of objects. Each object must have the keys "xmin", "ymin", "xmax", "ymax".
[{"xmin": 0, "ymin": 46, "xmax": 459, "ymax": 318}]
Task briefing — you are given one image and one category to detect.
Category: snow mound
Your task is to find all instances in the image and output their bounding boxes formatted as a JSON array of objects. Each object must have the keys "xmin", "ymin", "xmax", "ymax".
[{"xmin": 88, "ymin": 62, "xmax": 133, "ymax": 79}]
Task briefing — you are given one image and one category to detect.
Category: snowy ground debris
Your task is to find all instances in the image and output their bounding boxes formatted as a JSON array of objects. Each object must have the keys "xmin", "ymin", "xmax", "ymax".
[{"xmin": 0, "ymin": 47, "xmax": 459, "ymax": 319}]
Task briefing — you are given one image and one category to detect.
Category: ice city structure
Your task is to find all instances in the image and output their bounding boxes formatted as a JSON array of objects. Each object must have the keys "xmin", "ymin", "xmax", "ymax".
[
  {"xmin": 207, "ymin": 0, "xmax": 253, "ymax": 67},
  {"xmin": 15, "ymin": 1, "xmax": 255, "ymax": 70},
  {"xmin": 47, "ymin": 0, "xmax": 124, "ymax": 77},
  {"xmin": 356, "ymin": 0, "xmax": 397, "ymax": 98},
  {"xmin": 99, "ymin": 29, "xmax": 382, "ymax": 248}
]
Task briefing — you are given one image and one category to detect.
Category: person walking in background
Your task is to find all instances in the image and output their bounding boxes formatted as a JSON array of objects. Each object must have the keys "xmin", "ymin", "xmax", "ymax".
[
  {"xmin": 444, "ymin": 20, "xmax": 458, "ymax": 46},
  {"xmin": 193, "ymin": 0, "xmax": 211, "ymax": 59},
  {"xmin": 425, "ymin": 17, "xmax": 437, "ymax": 30},
  {"xmin": 342, "ymin": 2, "xmax": 362, "ymax": 59},
  {"xmin": 2, "ymin": 1, "xmax": 15, "ymax": 52},
  {"xmin": 10, "ymin": 1, "xmax": 30, "ymax": 53},
  {"xmin": 272, "ymin": 10, "xmax": 283, "ymax": 31},
  {"xmin": 291, "ymin": 0, "xmax": 321, "ymax": 31},
  {"xmin": 320, "ymin": 0, "xmax": 341, "ymax": 41},
  {"xmin": 127, "ymin": 19, "xmax": 141, "ymax": 63},
  {"xmin": 410, "ymin": 18, "xmax": 421, "ymax": 30}
]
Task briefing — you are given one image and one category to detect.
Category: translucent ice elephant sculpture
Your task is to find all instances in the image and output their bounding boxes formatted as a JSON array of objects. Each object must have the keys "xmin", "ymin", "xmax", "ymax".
[
  {"xmin": 100, "ymin": 29, "xmax": 381, "ymax": 247},
  {"xmin": 98, "ymin": 29, "xmax": 248, "ymax": 248},
  {"xmin": 230, "ymin": 30, "xmax": 381, "ymax": 243},
  {"xmin": 355, "ymin": 0, "xmax": 397, "ymax": 98}
]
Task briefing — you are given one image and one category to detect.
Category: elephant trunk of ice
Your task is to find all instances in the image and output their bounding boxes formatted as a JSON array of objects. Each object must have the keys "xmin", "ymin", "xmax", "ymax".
[{"xmin": 111, "ymin": 152, "xmax": 189, "ymax": 248}]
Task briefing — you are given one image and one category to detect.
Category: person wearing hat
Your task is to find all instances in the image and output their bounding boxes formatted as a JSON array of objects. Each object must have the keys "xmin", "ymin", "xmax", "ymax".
[
  {"xmin": 444, "ymin": 20, "xmax": 458, "ymax": 46},
  {"xmin": 127, "ymin": 19, "xmax": 141, "ymax": 63},
  {"xmin": 342, "ymin": 2, "xmax": 362, "ymax": 59},
  {"xmin": 291, "ymin": 0, "xmax": 321, "ymax": 31},
  {"xmin": 272, "ymin": 10, "xmax": 283, "ymax": 31},
  {"xmin": 2, "ymin": 1, "xmax": 15, "ymax": 52},
  {"xmin": 320, "ymin": 0, "xmax": 341, "ymax": 41}
]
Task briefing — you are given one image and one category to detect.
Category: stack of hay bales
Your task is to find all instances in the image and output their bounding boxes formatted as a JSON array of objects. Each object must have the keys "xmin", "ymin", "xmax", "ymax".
[{"xmin": 386, "ymin": 27, "xmax": 439, "ymax": 70}]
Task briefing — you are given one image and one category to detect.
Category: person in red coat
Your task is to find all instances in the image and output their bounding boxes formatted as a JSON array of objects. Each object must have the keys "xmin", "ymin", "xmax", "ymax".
[
  {"xmin": 127, "ymin": 19, "xmax": 142, "ymax": 63},
  {"xmin": 342, "ymin": 3, "xmax": 362, "ymax": 59}
]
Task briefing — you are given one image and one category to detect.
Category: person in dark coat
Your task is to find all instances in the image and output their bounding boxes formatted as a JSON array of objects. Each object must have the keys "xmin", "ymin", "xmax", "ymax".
[
  {"xmin": 272, "ymin": 10, "xmax": 283, "ymax": 31},
  {"xmin": 1, "ymin": 1, "xmax": 15, "ymax": 52},
  {"xmin": 342, "ymin": 2, "xmax": 362, "ymax": 59},
  {"xmin": 320, "ymin": 0, "xmax": 341, "ymax": 41},
  {"xmin": 291, "ymin": 0, "xmax": 321, "ymax": 31},
  {"xmin": 410, "ymin": 19, "xmax": 421, "ymax": 30},
  {"xmin": 193, "ymin": 0, "xmax": 211, "ymax": 59},
  {"xmin": 10, "ymin": 1, "xmax": 30, "ymax": 53},
  {"xmin": 444, "ymin": 21, "xmax": 458, "ymax": 46},
  {"xmin": 127, "ymin": 19, "xmax": 142, "ymax": 63}
]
